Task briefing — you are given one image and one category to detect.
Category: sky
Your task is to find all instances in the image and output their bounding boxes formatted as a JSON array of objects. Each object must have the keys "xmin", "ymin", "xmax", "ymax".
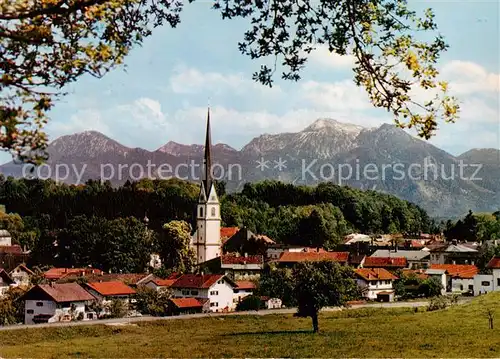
[{"xmin": 2, "ymin": 0, "xmax": 499, "ymax": 164}]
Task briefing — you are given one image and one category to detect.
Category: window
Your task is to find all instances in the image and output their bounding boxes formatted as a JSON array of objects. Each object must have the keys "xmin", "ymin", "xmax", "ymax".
[
  {"xmin": 482, "ymin": 281, "xmax": 491, "ymax": 286},
  {"xmin": 210, "ymin": 302, "xmax": 218, "ymax": 307},
  {"xmin": 459, "ymin": 284, "xmax": 463, "ymax": 291},
  {"xmin": 27, "ymin": 309, "xmax": 34, "ymax": 314},
  {"xmin": 469, "ymin": 285, "xmax": 474, "ymax": 291},
  {"xmin": 87, "ymin": 313, "xmax": 94, "ymax": 319},
  {"xmin": 210, "ymin": 290, "xmax": 219, "ymax": 296},
  {"xmin": 211, "ymin": 207, "xmax": 216, "ymax": 217},
  {"xmin": 182, "ymin": 290, "xmax": 190, "ymax": 295},
  {"xmin": 36, "ymin": 302, "xmax": 44, "ymax": 307},
  {"xmin": 190, "ymin": 290, "xmax": 199, "ymax": 295},
  {"xmin": 498, "ymin": 278, "xmax": 500, "ymax": 286},
  {"xmin": 199, "ymin": 207, "xmax": 203, "ymax": 217}
]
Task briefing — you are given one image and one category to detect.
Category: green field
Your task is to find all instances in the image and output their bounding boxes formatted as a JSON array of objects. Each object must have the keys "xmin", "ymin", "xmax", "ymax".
[{"xmin": 1, "ymin": 294, "xmax": 500, "ymax": 358}]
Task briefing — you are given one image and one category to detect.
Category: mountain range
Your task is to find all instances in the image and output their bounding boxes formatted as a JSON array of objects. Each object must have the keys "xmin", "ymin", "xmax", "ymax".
[{"xmin": 1, "ymin": 118, "xmax": 499, "ymax": 218}]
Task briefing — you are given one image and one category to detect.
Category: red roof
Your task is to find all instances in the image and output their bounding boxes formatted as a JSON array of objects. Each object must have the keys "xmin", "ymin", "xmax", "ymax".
[
  {"xmin": 220, "ymin": 227, "xmax": 239, "ymax": 239},
  {"xmin": 277, "ymin": 251, "xmax": 349, "ymax": 263},
  {"xmin": 221, "ymin": 254, "xmax": 263, "ymax": 265},
  {"xmin": 402, "ymin": 269, "xmax": 429, "ymax": 280},
  {"xmin": 86, "ymin": 281, "xmax": 136, "ymax": 296},
  {"xmin": 153, "ymin": 279, "xmax": 176, "ymax": 287},
  {"xmin": 171, "ymin": 274, "xmax": 230, "ymax": 289},
  {"xmin": 170, "ymin": 298, "xmax": 203, "ymax": 309},
  {"xmin": 44, "ymin": 267, "xmax": 104, "ymax": 280},
  {"xmin": 36, "ymin": 283, "xmax": 96, "ymax": 302},
  {"xmin": 429, "ymin": 264, "xmax": 478, "ymax": 279},
  {"xmin": 486, "ymin": 256, "xmax": 500, "ymax": 269},
  {"xmin": 364, "ymin": 257, "xmax": 407, "ymax": 268},
  {"xmin": 235, "ymin": 281, "xmax": 256, "ymax": 290},
  {"xmin": 355, "ymin": 268, "xmax": 399, "ymax": 281}
]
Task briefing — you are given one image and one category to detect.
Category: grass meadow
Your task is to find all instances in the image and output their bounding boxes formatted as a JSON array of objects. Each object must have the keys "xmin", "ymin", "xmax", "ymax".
[{"xmin": 1, "ymin": 293, "xmax": 499, "ymax": 358}]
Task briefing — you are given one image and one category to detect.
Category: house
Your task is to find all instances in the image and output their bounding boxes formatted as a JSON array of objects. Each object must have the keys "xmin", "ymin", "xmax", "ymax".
[
  {"xmin": 0, "ymin": 229, "xmax": 12, "ymax": 246},
  {"xmin": 0, "ymin": 245, "xmax": 30, "ymax": 271},
  {"xmin": 429, "ymin": 264, "xmax": 478, "ymax": 293},
  {"xmin": 44, "ymin": 267, "xmax": 104, "ymax": 281},
  {"xmin": 9, "ymin": 264, "xmax": 34, "ymax": 287},
  {"xmin": 424, "ymin": 268, "xmax": 447, "ymax": 295},
  {"xmin": 170, "ymin": 274, "xmax": 237, "ymax": 312},
  {"xmin": 348, "ymin": 255, "xmax": 366, "ymax": 268},
  {"xmin": 57, "ymin": 272, "xmax": 153, "ymax": 287},
  {"xmin": 260, "ymin": 296, "xmax": 282, "ymax": 309},
  {"xmin": 200, "ymin": 253, "xmax": 264, "ymax": 280},
  {"xmin": 428, "ymin": 240, "xmax": 478, "ymax": 265},
  {"xmin": 266, "ymin": 244, "xmax": 308, "ymax": 260},
  {"xmin": 275, "ymin": 251, "xmax": 350, "ymax": 266},
  {"xmin": 233, "ymin": 280, "xmax": 256, "ymax": 305},
  {"xmin": 85, "ymin": 281, "xmax": 136, "ymax": 304},
  {"xmin": 144, "ymin": 278, "xmax": 176, "ymax": 292},
  {"xmin": 21, "ymin": 283, "xmax": 96, "ymax": 324},
  {"xmin": 362, "ymin": 256, "xmax": 407, "ymax": 270},
  {"xmin": 473, "ymin": 256, "xmax": 500, "ymax": 296},
  {"xmin": 220, "ymin": 227, "xmax": 240, "ymax": 242},
  {"xmin": 167, "ymin": 297, "xmax": 204, "ymax": 316},
  {"xmin": 222, "ymin": 227, "xmax": 275, "ymax": 256},
  {"xmin": 354, "ymin": 268, "xmax": 398, "ymax": 302},
  {"xmin": 0, "ymin": 268, "xmax": 15, "ymax": 297},
  {"xmin": 370, "ymin": 250, "xmax": 430, "ymax": 269}
]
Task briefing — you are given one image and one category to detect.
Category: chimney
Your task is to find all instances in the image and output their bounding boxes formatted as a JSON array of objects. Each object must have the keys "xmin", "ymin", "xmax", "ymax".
[
  {"xmin": 316, "ymin": 247, "xmax": 320, "ymax": 252},
  {"xmin": 244, "ymin": 253, "xmax": 248, "ymax": 258},
  {"xmin": 50, "ymin": 281, "xmax": 55, "ymax": 288}
]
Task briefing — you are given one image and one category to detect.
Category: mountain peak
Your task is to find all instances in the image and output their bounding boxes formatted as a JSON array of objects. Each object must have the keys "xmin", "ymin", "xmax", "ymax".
[{"xmin": 302, "ymin": 118, "xmax": 365, "ymax": 134}]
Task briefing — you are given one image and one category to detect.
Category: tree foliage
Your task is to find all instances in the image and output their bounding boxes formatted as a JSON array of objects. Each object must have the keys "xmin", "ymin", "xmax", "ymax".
[
  {"xmin": 0, "ymin": 287, "xmax": 26, "ymax": 325},
  {"xmin": 1, "ymin": 0, "xmax": 458, "ymax": 159},
  {"xmin": 293, "ymin": 261, "xmax": 360, "ymax": 332},
  {"xmin": 134, "ymin": 286, "xmax": 172, "ymax": 316},
  {"xmin": 158, "ymin": 220, "xmax": 195, "ymax": 273},
  {"xmin": 236, "ymin": 295, "xmax": 263, "ymax": 311}
]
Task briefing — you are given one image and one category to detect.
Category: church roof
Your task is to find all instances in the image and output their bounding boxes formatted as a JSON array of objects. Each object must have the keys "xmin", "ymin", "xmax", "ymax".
[{"xmin": 202, "ymin": 107, "xmax": 213, "ymax": 196}]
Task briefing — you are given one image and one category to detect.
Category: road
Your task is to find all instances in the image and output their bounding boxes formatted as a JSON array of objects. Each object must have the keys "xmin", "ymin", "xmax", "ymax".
[{"xmin": 0, "ymin": 298, "xmax": 471, "ymax": 331}]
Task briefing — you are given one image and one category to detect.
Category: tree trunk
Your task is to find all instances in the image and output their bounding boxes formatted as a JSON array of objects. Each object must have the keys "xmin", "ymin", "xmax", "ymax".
[{"xmin": 312, "ymin": 311, "xmax": 319, "ymax": 333}]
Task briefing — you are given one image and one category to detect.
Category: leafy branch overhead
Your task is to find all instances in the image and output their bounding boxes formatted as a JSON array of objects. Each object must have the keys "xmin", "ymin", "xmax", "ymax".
[
  {"xmin": 215, "ymin": 0, "xmax": 460, "ymax": 138},
  {"xmin": 1, "ymin": 0, "xmax": 459, "ymax": 161}
]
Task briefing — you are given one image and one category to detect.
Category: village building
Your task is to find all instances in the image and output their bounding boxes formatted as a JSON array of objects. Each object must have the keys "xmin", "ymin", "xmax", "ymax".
[
  {"xmin": 260, "ymin": 297, "xmax": 283, "ymax": 309},
  {"xmin": 21, "ymin": 283, "xmax": 96, "ymax": 324},
  {"xmin": 9, "ymin": 264, "xmax": 33, "ymax": 287},
  {"xmin": 190, "ymin": 109, "xmax": 222, "ymax": 265},
  {"xmin": 428, "ymin": 240, "xmax": 478, "ymax": 265},
  {"xmin": 200, "ymin": 253, "xmax": 264, "ymax": 280},
  {"xmin": 362, "ymin": 256, "xmax": 407, "ymax": 270},
  {"xmin": 370, "ymin": 250, "xmax": 430, "ymax": 269},
  {"xmin": 429, "ymin": 264, "xmax": 478, "ymax": 293},
  {"xmin": 144, "ymin": 278, "xmax": 176, "ymax": 292},
  {"xmin": 354, "ymin": 268, "xmax": 398, "ymax": 302},
  {"xmin": 0, "ymin": 268, "xmax": 15, "ymax": 297},
  {"xmin": 167, "ymin": 297, "xmax": 204, "ymax": 315},
  {"xmin": 473, "ymin": 256, "xmax": 500, "ymax": 296},
  {"xmin": 170, "ymin": 273, "xmax": 237, "ymax": 312},
  {"xmin": 274, "ymin": 251, "xmax": 350, "ymax": 267},
  {"xmin": 0, "ymin": 244, "xmax": 30, "ymax": 272},
  {"xmin": 85, "ymin": 281, "xmax": 136, "ymax": 305},
  {"xmin": 233, "ymin": 280, "xmax": 256, "ymax": 305},
  {"xmin": 0, "ymin": 229, "xmax": 12, "ymax": 246},
  {"xmin": 44, "ymin": 267, "xmax": 104, "ymax": 281},
  {"xmin": 223, "ymin": 227, "xmax": 275, "ymax": 257}
]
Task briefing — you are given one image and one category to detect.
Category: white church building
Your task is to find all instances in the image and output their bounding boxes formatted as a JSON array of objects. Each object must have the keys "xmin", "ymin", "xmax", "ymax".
[{"xmin": 190, "ymin": 109, "xmax": 222, "ymax": 265}]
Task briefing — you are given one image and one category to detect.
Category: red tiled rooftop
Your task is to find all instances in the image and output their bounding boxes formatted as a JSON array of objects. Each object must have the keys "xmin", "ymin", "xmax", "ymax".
[
  {"xmin": 170, "ymin": 297, "xmax": 203, "ymax": 309},
  {"xmin": 364, "ymin": 257, "xmax": 407, "ymax": 268},
  {"xmin": 153, "ymin": 279, "xmax": 176, "ymax": 287},
  {"xmin": 220, "ymin": 227, "xmax": 240, "ymax": 239},
  {"xmin": 45, "ymin": 267, "xmax": 103, "ymax": 280},
  {"xmin": 221, "ymin": 254, "xmax": 264, "ymax": 265},
  {"xmin": 171, "ymin": 274, "xmax": 227, "ymax": 289},
  {"xmin": 486, "ymin": 256, "xmax": 500, "ymax": 269},
  {"xmin": 355, "ymin": 268, "xmax": 399, "ymax": 281},
  {"xmin": 277, "ymin": 251, "xmax": 349, "ymax": 263},
  {"xmin": 402, "ymin": 269, "xmax": 429, "ymax": 280},
  {"xmin": 429, "ymin": 264, "xmax": 478, "ymax": 279},
  {"xmin": 37, "ymin": 283, "xmax": 96, "ymax": 302},
  {"xmin": 235, "ymin": 281, "xmax": 256, "ymax": 290},
  {"xmin": 86, "ymin": 281, "xmax": 136, "ymax": 296}
]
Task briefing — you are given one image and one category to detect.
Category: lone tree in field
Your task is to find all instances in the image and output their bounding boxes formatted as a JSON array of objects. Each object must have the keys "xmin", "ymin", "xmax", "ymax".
[
  {"xmin": 1, "ymin": 0, "xmax": 458, "ymax": 160},
  {"xmin": 293, "ymin": 260, "xmax": 360, "ymax": 333}
]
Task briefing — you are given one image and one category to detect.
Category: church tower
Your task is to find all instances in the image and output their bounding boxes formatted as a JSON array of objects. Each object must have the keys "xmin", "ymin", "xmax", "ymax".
[{"xmin": 192, "ymin": 107, "xmax": 221, "ymax": 264}]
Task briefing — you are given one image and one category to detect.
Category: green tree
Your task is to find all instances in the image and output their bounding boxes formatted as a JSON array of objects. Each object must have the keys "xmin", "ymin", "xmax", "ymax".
[
  {"xmin": 1, "ymin": 0, "xmax": 457, "ymax": 159},
  {"xmin": 158, "ymin": 220, "xmax": 196, "ymax": 273},
  {"xmin": 108, "ymin": 299, "xmax": 128, "ymax": 318},
  {"xmin": 258, "ymin": 264, "xmax": 296, "ymax": 307},
  {"xmin": 293, "ymin": 261, "xmax": 360, "ymax": 333},
  {"xmin": 134, "ymin": 286, "xmax": 172, "ymax": 316},
  {"xmin": 0, "ymin": 287, "xmax": 26, "ymax": 325},
  {"xmin": 236, "ymin": 295, "xmax": 263, "ymax": 311},
  {"xmin": 419, "ymin": 276, "xmax": 443, "ymax": 297}
]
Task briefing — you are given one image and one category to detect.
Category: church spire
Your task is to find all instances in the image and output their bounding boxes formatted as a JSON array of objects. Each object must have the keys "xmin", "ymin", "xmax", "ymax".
[{"xmin": 203, "ymin": 106, "xmax": 213, "ymax": 194}]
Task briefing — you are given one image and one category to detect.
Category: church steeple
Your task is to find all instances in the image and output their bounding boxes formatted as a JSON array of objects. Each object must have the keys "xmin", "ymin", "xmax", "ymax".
[{"xmin": 203, "ymin": 107, "xmax": 213, "ymax": 195}]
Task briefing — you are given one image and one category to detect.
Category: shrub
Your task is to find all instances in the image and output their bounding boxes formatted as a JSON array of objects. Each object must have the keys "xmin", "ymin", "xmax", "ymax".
[
  {"xmin": 236, "ymin": 295, "xmax": 263, "ymax": 311},
  {"xmin": 427, "ymin": 296, "xmax": 449, "ymax": 311}
]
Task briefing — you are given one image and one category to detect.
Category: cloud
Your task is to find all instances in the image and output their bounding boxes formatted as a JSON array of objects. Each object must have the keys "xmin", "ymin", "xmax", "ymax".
[
  {"xmin": 300, "ymin": 80, "xmax": 373, "ymax": 111},
  {"xmin": 307, "ymin": 45, "xmax": 355, "ymax": 69},
  {"xmin": 442, "ymin": 61, "xmax": 500, "ymax": 94},
  {"xmin": 169, "ymin": 65, "xmax": 283, "ymax": 97}
]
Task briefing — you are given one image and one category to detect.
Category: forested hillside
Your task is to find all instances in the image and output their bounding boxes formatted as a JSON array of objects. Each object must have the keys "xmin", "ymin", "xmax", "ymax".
[{"xmin": 0, "ymin": 176, "xmax": 437, "ymax": 272}]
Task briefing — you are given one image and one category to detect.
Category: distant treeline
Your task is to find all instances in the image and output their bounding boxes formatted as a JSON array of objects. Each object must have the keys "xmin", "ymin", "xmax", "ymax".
[{"xmin": 0, "ymin": 176, "xmax": 438, "ymax": 271}]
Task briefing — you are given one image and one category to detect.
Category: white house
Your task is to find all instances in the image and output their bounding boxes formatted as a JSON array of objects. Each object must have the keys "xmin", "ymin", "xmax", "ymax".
[
  {"xmin": 473, "ymin": 256, "xmax": 500, "ymax": 296},
  {"xmin": 261, "ymin": 297, "xmax": 282, "ymax": 309},
  {"xmin": 21, "ymin": 283, "xmax": 96, "ymax": 324},
  {"xmin": 428, "ymin": 264, "xmax": 478, "ymax": 294},
  {"xmin": 0, "ymin": 229, "xmax": 12, "ymax": 246},
  {"xmin": 233, "ymin": 281, "xmax": 256, "ymax": 305},
  {"xmin": 354, "ymin": 268, "xmax": 398, "ymax": 302},
  {"xmin": 170, "ymin": 274, "xmax": 237, "ymax": 312},
  {"xmin": 85, "ymin": 281, "xmax": 136, "ymax": 304},
  {"xmin": 0, "ymin": 269, "xmax": 15, "ymax": 297},
  {"xmin": 9, "ymin": 264, "xmax": 34, "ymax": 287},
  {"xmin": 143, "ymin": 278, "xmax": 176, "ymax": 292}
]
